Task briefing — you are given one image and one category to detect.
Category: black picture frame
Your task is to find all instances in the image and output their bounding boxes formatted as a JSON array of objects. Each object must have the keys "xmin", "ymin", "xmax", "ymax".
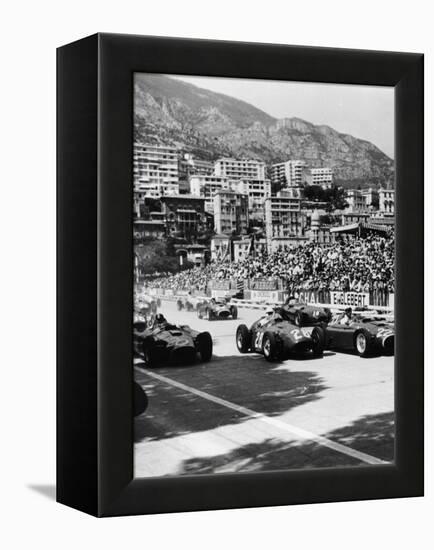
[{"xmin": 57, "ymin": 33, "xmax": 424, "ymax": 517}]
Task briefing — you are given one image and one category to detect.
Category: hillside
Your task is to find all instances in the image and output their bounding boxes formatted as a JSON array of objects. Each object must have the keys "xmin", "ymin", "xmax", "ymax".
[{"xmin": 134, "ymin": 74, "xmax": 394, "ymax": 185}]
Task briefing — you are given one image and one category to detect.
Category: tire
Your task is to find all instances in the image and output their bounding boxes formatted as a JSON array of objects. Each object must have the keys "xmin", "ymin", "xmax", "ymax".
[
  {"xmin": 206, "ymin": 308, "xmax": 213, "ymax": 321},
  {"xmin": 142, "ymin": 336, "xmax": 158, "ymax": 367},
  {"xmin": 176, "ymin": 300, "xmax": 183, "ymax": 311},
  {"xmin": 262, "ymin": 332, "xmax": 281, "ymax": 362},
  {"xmin": 197, "ymin": 308, "xmax": 202, "ymax": 319},
  {"xmin": 236, "ymin": 324, "xmax": 251, "ymax": 353},
  {"xmin": 156, "ymin": 298, "xmax": 161, "ymax": 308},
  {"xmin": 197, "ymin": 332, "xmax": 213, "ymax": 362},
  {"xmin": 230, "ymin": 305, "xmax": 238, "ymax": 320},
  {"xmin": 294, "ymin": 310, "xmax": 303, "ymax": 327},
  {"xmin": 151, "ymin": 302, "xmax": 157, "ymax": 314},
  {"xmin": 311, "ymin": 326, "xmax": 326, "ymax": 357},
  {"xmin": 354, "ymin": 330, "xmax": 374, "ymax": 357}
]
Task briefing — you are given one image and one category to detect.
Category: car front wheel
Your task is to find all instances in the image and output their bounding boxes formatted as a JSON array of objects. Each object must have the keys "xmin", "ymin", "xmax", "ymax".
[
  {"xmin": 262, "ymin": 332, "xmax": 281, "ymax": 362},
  {"xmin": 236, "ymin": 324, "xmax": 251, "ymax": 353},
  {"xmin": 355, "ymin": 330, "xmax": 374, "ymax": 358}
]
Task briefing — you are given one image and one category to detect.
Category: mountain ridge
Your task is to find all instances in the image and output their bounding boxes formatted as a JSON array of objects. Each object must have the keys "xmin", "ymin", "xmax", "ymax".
[{"xmin": 134, "ymin": 74, "xmax": 394, "ymax": 185}]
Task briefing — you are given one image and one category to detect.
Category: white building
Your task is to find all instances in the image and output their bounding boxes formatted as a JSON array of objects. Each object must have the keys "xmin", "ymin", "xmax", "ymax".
[
  {"xmin": 345, "ymin": 189, "xmax": 368, "ymax": 213},
  {"xmin": 189, "ymin": 174, "xmax": 230, "ymax": 213},
  {"xmin": 303, "ymin": 167, "xmax": 333, "ymax": 189},
  {"xmin": 270, "ymin": 160, "xmax": 306, "ymax": 187},
  {"xmin": 232, "ymin": 179, "xmax": 271, "ymax": 219},
  {"xmin": 379, "ymin": 188, "xmax": 395, "ymax": 215},
  {"xmin": 133, "ymin": 143, "xmax": 180, "ymax": 197},
  {"xmin": 214, "ymin": 158, "xmax": 266, "ymax": 181}
]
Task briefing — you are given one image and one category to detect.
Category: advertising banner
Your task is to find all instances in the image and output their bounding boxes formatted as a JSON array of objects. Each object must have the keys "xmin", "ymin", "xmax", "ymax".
[
  {"xmin": 210, "ymin": 280, "xmax": 231, "ymax": 290},
  {"xmin": 250, "ymin": 290, "xmax": 281, "ymax": 302},
  {"xmin": 330, "ymin": 291, "xmax": 370, "ymax": 307},
  {"xmin": 211, "ymin": 289, "xmax": 231, "ymax": 298}
]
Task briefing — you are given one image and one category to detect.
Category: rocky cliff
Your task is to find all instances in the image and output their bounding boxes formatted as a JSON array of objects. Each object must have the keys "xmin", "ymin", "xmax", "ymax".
[{"xmin": 134, "ymin": 74, "xmax": 394, "ymax": 186}]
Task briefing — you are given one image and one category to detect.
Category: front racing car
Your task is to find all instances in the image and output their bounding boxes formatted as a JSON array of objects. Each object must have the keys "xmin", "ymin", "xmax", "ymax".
[{"xmin": 235, "ymin": 307, "xmax": 326, "ymax": 361}]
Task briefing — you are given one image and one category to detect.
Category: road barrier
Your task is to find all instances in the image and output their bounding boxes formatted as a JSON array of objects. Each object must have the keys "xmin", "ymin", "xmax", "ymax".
[{"xmin": 140, "ymin": 285, "xmax": 394, "ymax": 315}]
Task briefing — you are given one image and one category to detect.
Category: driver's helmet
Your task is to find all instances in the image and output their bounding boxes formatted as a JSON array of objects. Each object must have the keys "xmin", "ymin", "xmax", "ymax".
[
  {"xmin": 265, "ymin": 307, "xmax": 274, "ymax": 316},
  {"xmin": 286, "ymin": 295, "xmax": 297, "ymax": 306},
  {"xmin": 154, "ymin": 313, "xmax": 167, "ymax": 325},
  {"xmin": 344, "ymin": 307, "xmax": 353, "ymax": 317}
]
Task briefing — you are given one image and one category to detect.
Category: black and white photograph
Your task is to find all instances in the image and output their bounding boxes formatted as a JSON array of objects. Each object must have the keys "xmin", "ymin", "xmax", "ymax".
[{"xmin": 132, "ymin": 73, "xmax": 395, "ymax": 478}]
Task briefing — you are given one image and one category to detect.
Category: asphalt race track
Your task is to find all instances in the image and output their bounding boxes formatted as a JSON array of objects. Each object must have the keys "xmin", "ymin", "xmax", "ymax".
[{"xmin": 134, "ymin": 300, "xmax": 394, "ymax": 478}]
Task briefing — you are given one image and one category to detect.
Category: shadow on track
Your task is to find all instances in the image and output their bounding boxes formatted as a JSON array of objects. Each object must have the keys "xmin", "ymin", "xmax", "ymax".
[
  {"xmin": 134, "ymin": 354, "xmax": 327, "ymax": 443},
  {"xmin": 176, "ymin": 411, "xmax": 394, "ymax": 474}
]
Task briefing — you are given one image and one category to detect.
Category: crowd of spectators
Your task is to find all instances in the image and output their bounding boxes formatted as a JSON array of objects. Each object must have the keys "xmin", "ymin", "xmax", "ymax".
[{"xmin": 146, "ymin": 234, "xmax": 395, "ymax": 295}]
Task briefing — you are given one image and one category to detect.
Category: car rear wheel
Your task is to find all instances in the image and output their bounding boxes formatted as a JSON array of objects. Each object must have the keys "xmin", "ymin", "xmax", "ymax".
[
  {"xmin": 206, "ymin": 308, "xmax": 213, "ymax": 321},
  {"xmin": 294, "ymin": 311, "xmax": 303, "ymax": 327},
  {"xmin": 230, "ymin": 305, "xmax": 238, "ymax": 320},
  {"xmin": 197, "ymin": 332, "xmax": 213, "ymax": 362},
  {"xmin": 236, "ymin": 324, "xmax": 251, "ymax": 353},
  {"xmin": 176, "ymin": 300, "xmax": 183, "ymax": 311},
  {"xmin": 262, "ymin": 332, "xmax": 281, "ymax": 362},
  {"xmin": 355, "ymin": 330, "xmax": 373, "ymax": 357},
  {"xmin": 311, "ymin": 326, "xmax": 326, "ymax": 357}
]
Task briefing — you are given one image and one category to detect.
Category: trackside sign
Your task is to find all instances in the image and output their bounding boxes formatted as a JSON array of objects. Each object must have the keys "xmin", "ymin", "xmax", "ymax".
[{"xmin": 330, "ymin": 291, "xmax": 370, "ymax": 307}]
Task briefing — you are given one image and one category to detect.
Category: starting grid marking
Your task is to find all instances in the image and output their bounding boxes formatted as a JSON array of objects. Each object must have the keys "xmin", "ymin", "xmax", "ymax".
[{"xmin": 140, "ymin": 367, "xmax": 388, "ymax": 466}]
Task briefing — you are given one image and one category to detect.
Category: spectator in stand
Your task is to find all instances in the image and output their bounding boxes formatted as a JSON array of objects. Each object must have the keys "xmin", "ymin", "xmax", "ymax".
[{"xmin": 146, "ymin": 233, "xmax": 395, "ymax": 295}]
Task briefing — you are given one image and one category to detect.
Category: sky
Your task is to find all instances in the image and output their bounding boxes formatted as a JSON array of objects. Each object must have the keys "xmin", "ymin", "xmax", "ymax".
[{"xmin": 174, "ymin": 75, "xmax": 394, "ymax": 158}]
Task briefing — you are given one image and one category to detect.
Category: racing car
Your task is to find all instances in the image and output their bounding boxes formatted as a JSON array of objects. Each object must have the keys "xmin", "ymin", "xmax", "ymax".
[
  {"xmin": 282, "ymin": 299, "xmax": 332, "ymax": 327},
  {"xmin": 133, "ymin": 315, "xmax": 213, "ymax": 367},
  {"xmin": 176, "ymin": 294, "xmax": 205, "ymax": 312},
  {"xmin": 325, "ymin": 312, "xmax": 394, "ymax": 357},
  {"xmin": 197, "ymin": 298, "xmax": 238, "ymax": 320},
  {"xmin": 135, "ymin": 294, "xmax": 161, "ymax": 318},
  {"xmin": 235, "ymin": 307, "xmax": 325, "ymax": 361}
]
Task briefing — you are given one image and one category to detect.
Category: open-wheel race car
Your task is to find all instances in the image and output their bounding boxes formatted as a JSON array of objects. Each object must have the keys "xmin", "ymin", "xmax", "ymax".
[
  {"xmin": 133, "ymin": 315, "xmax": 213, "ymax": 367},
  {"xmin": 325, "ymin": 312, "xmax": 394, "ymax": 357},
  {"xmin": 135, "ymin": 294, "xmax": 161, "ymax": 318},
  {"xmin": 176, "ymin": 294, "xmax": 206, "ymax": 312},
  {"xmin": 282, "ymin": 300, "xmax": 332, "ymax": 327},
  {"xmin": 197, "ymin": 298, "xmax": 238, "ymax": 321},
  {"xmin": 236, "ymin": 307, "xmax": 325, "ymax": 361}
]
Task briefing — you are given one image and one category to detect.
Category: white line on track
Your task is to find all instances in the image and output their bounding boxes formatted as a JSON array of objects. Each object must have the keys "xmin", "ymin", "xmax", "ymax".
[{"xmin": 140, "ymin": 368, "xmax": 388, "ymax": 466}]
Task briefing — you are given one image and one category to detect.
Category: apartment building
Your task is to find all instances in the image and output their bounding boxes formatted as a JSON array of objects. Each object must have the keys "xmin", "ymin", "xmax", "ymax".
[
  {"xmin": 214, "ymin": 158, "xmax": 266, "ymax": 181},
  {"xmin": 379, "ymin": 188, "xmax": 395, "ymax": 215},
  {"xmin": 233, "ymin": 179, "xmax": 271, "ymax": 219},
  {"xmin": 178, "ymin": 153, "xmax": 214, "ymax": 178},
  {"xmin": 213, "ymin": 190, "xmax": 249, "ymax": 235},
  {"xmin": 265, "ymin": 194, "xmax": 305, "ymax": 250},
  {"xmin": 303, "ymin": 167, "xmax": 333, "ymax": 189},
  {"xmin": 270, "ymin": 160, "xmax": 306, "ymax": 188},
  {"xmin": 189, "ymin": 174, "xmax": 230, "ymax": 212},
  {"xmin": 160, "ymin": 195, "xmax": 207, "ymax": 240},
  {"xmin": 133, "ymin": 143, "xmax": 180, "ymax": 197}
]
